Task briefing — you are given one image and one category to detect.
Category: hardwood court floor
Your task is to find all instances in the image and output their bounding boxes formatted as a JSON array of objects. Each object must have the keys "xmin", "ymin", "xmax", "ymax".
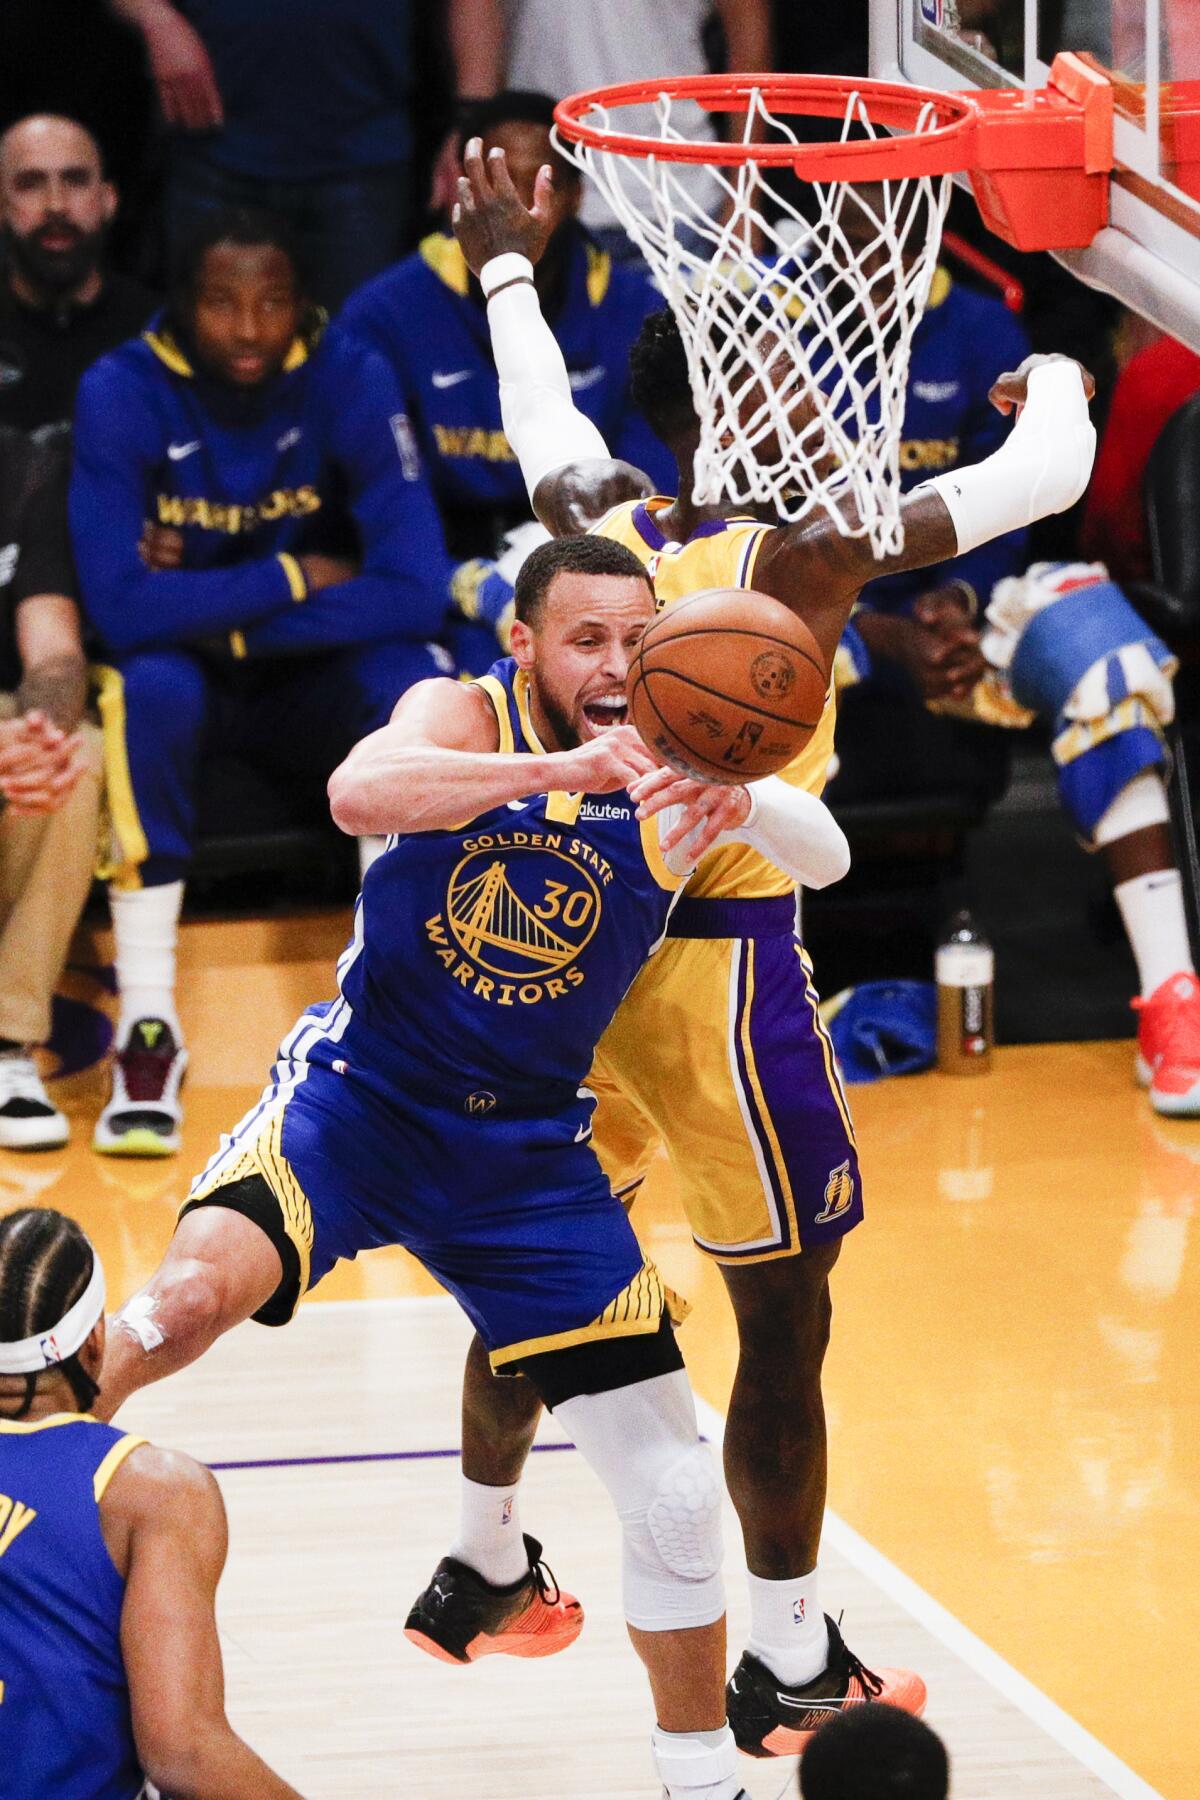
[
  {"xmin": 7, "ymin": 912, "xmax": 1196, "ymax": 1797},
  {"xmin": 120, "ymin": 1300, "xmax": 1146, "ymax": 1800}
]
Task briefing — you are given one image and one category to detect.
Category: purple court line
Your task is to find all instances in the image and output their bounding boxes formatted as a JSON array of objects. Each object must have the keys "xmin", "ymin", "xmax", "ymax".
[{"xmin": 210, "ymin": 1442, "xmax": 577, "ymax": 1474}]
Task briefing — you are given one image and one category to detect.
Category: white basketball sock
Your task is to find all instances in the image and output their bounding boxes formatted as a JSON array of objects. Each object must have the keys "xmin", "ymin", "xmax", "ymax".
[
  {"xmin": 109, "ymin": 881, "xmax": 184, "ymax": 1047},
  {"xmin": 448, "ymin": 1475, "xmax": 529, "ymax": 1587},
  {"xmin": 745, "ymin": 1568, "xmax": 829, "ymax": 1685},
  {"xmin": 1115, "ymin": 869, "xmax": 1195, "ymax": 998},
  {"xmin": 652, "ymin": 1724, "xmax": 742, "ymax": 1798}
]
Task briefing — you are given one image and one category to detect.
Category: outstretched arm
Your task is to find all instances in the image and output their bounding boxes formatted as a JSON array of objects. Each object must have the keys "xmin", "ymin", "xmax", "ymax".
[
  {"xmin": 328, "ymin": 678, "xmax": 661, "ymax": 836},
  {"xmin": 453, "ymin": 139, "xmax": 653, "ymax": 535},
  {"xmin": 752, "ymin": 355, "xmax": 1098, "ymax": 671}
]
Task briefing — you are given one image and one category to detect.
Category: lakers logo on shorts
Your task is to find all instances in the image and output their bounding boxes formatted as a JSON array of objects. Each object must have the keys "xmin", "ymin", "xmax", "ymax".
[
  {"xmin": 425, "ymin": 839, "xmax": 605, "ymax": 1006},
  {"xmin": 815, "ymin": 1159, "xmax": 855, "ymax": 1223}
]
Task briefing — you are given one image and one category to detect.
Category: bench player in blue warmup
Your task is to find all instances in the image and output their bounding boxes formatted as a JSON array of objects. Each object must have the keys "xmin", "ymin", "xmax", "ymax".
[
  {"xmin": 70, "ymin": 207, "xmax": 454, "ymax": 1161},
  {"xmin": 0, "ymin": 1206, "xmax": 302, "ymax": 1800},
  {"xmin": 95, "ymin": 534, "xmax": 852, "ymax": 1800}
]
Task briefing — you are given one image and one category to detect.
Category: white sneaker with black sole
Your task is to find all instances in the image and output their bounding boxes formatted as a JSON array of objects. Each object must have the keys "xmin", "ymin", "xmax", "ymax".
[
  {"xmin": 0, "ymin": 1051, "xmax": 69, "ymax": 1150},
  {"xmin": 93, "ymin": 1018, "xmax": 187, "ymax": 1157}
]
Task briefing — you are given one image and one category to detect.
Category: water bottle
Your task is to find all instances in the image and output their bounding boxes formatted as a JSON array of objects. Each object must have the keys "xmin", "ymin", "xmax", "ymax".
[{"xmin": 936, "ymin": 910, "xmax": 994, "ymax": 1075}]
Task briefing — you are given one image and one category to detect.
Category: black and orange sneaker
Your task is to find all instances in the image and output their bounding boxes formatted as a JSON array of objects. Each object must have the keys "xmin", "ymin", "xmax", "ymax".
[
  {"xmin": 404, "ymin": 1533, "xmax": 583, "ymax": 1665},
  {"xmin": 727, "ymin": 1616, "xmax": 927, "ymax": 1757}
]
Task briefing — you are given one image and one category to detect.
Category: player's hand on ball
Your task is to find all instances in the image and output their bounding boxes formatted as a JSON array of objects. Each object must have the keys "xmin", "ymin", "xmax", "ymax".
[
  {"xmin": 989, "ymin": 353, "xmax": 1096, "ymax": 417},
  {"xmin": 630, "ymin": 766, "xmax": 752, "ymax": 860},
  {"xmin": 452, "ymin": 139, "xmax": 555, "ymax": 275},
  {"xmin": 553, "ymin": 726, "xmax": 659, "ymax": 795}
]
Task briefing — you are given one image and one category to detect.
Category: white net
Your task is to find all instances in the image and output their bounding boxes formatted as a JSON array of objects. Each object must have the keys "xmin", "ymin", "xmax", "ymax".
[{"xmin": 557, "ymin": 87, "xmax": 953, "ymax": 558}]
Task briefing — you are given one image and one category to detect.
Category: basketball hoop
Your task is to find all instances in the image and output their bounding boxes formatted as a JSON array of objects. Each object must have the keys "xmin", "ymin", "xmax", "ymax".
[{"xmin": 554, "ymin": 59, "xmax": 1113, "ymax": 555}]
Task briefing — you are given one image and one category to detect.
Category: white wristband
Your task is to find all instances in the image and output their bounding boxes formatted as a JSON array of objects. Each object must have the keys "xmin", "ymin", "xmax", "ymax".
[{"xmin": 481, "ymin": 252, "xmax": 535, "ymax": 298}]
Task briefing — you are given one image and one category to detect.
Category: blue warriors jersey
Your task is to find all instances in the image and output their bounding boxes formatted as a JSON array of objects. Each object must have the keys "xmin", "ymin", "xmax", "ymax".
[
  {"xmin": 303, "ymin": 658, "xmax": 685, "ymax": 1107},
  {"xmin": 70, "ymin": 315, "xmax": 451, "ymax": 660},
  {"xmin": 0, "ymin": 1414, "xmax": 147, "ymax": 1800}
]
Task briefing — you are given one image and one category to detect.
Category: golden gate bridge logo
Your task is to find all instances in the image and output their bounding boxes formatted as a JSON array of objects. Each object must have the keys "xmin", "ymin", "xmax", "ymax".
[{"xmin": 446, "ymin": 847, "xmax": 602, "ymax": 982}]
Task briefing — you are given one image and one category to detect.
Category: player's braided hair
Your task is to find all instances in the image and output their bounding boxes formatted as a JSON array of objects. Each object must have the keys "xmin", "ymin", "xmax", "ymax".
[{"xmin": 0, "ymin": 1209, "xmax": 99, "ymax": 1420}]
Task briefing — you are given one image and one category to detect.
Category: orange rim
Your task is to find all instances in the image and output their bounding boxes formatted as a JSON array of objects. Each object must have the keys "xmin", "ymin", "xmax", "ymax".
[{"xmin": 553, "ymin": 72, "xmax": 981, "ymax": 179}]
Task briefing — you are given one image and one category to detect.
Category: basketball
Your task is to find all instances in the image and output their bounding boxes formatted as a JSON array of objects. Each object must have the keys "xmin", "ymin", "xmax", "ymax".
[{"xmin": 627, "ymin": 588, "xmax": 828, "ymax": 784}]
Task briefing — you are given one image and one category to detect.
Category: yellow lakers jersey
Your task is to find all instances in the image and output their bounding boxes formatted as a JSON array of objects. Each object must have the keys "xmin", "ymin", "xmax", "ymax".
[{"xmin": 592, "ymin": 497, "xmax": 837, "ymax": 899}]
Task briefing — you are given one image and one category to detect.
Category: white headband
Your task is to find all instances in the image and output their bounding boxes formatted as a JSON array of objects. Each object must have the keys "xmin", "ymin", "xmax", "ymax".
[{"xmin": 0, "ymin": 1250, "xmax": 106, "ymax": 1376}]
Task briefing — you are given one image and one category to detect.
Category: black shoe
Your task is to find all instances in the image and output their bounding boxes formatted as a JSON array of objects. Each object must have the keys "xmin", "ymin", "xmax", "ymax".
[
  {"xmin": 727, "ymin": 1615, "xmax": 927, "ymax": 1757},
  {"xmin": 404, "ymin": 1532, "xmax": 583, "ymax": 1665}
]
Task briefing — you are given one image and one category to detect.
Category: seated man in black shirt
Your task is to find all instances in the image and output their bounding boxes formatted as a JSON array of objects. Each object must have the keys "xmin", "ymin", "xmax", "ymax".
[
  {"xmin": 0, "ymin": 114, "xmax": 156, "ymax": 431},
  {"xmin": 0, "ymin": 424, "xmax": 102, "ymax": 1147}
]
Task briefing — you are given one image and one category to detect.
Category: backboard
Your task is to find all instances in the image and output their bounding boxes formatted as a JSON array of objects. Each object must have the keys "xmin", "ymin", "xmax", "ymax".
[{"xmin": 871, "ymin": 0, "xmax": 1200, "ymax": 347}]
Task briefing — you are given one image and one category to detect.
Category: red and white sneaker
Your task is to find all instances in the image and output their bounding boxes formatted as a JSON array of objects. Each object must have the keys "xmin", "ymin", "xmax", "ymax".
[
  {"xmin": 1134, "ymin": 971, "xmax": 1200, "ymax": 1117},
  {"xmin": 93, "ymin": 1018, "xmax": 187, "ymax": 1156}
]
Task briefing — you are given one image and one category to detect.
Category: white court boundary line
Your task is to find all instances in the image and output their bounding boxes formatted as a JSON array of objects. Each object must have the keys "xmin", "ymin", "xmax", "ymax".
[
  {"xmin": 298, "ymin": 1295, "xmax": 1165, "ymax": 1797},
  {"xmin": 692, "ymin": 1395, "xmax": 1164, "ymax": 1800}
]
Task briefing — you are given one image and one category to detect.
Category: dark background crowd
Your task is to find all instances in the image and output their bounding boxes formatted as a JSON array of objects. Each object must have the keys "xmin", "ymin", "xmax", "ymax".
[{"xmin": 0, "ymin": 0, "xmax": 1198, "ymax": 1167}]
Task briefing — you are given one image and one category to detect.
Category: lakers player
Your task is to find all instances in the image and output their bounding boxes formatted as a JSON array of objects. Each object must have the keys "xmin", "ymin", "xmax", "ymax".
[
  {"xmin": 0, "ymin": 1207, "xmax": 302, "ymax": 1799},
  {"xmin": 440, "ymin": 138, "xmax": 1098, "ymax": 1757},
  {"xmin": 97, "ymin": 536, "xmax": 855, "ymax": 1800}
]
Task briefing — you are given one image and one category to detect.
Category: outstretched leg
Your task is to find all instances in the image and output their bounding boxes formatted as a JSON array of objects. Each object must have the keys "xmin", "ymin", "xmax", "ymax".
[{"xmin": 96, "ymin": 1205, "xmax": 282, "ymax": 1421}]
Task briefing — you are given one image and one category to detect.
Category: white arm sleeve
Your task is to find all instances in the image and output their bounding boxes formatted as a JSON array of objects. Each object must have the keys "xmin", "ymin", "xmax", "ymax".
[
  {"xmin": 661, "ymin": 778, "xmax": 851, "ymax": 889},
  {"xmin": 922, "ymin": 360, "xmax": 1097, "ymax": 556},
  {"xmin": 481, "ymin": 253, "xmax": 613, "ymax": 501}
]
